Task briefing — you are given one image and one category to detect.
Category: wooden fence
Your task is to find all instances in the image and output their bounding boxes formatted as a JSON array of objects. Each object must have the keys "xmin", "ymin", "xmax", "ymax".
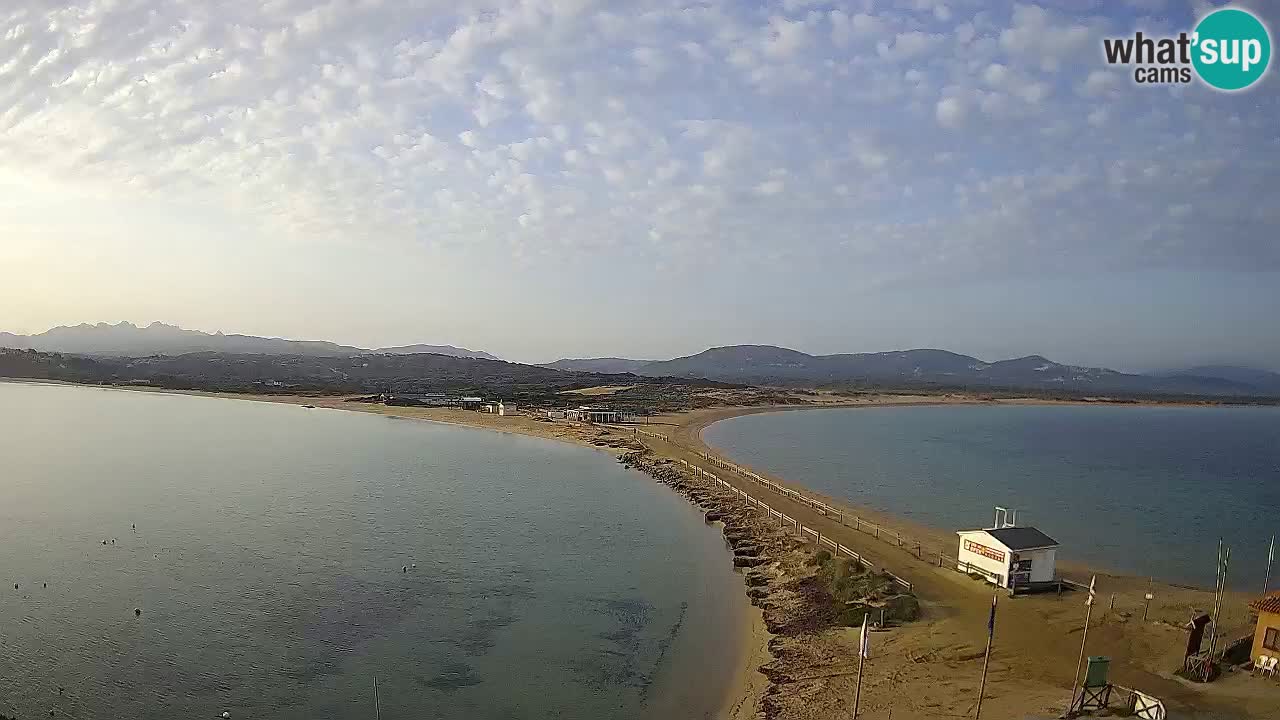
[
  {"xmin": 633, "ymin": 427, "xmax": 1050, "ymax": 593},
  {"xmin": 635, "ymin": 429, "xmax": 912, "ymax": 592}
]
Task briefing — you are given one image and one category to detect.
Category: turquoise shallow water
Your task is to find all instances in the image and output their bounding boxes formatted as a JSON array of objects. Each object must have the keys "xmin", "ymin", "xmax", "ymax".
[
  {"xmin": 0, "ymin": 381, "xmax": 745, "ymax": 720},
  {"xmin": 703, "ymin": 404, "xmax": 1280, "ymax": 589}
]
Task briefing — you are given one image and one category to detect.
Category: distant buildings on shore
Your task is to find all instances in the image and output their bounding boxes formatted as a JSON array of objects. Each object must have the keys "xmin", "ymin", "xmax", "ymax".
[
  {"xmin": 384, "ymin": 390, "xmax": 640, "ymax": 424},
  {"xmin": 385, "ymin": 391, "xmax": 483, "ymax": 409}
]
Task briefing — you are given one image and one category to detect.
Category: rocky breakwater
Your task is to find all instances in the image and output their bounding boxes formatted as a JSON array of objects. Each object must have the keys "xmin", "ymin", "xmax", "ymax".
[{"xmin": 619, "ymin": 450, "xmax": 920, "ymax": 719}]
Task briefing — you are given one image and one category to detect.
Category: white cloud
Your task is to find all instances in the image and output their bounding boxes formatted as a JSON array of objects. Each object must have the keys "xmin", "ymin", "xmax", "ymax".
[
  {"xmin": 764, "ymin": 16, "xmax": 809, "ymax": 58},
  {"xmin": 983, "ymin": 63, "xmax": 1009, "ymax": 87},
  {"xmin": 1081, "ymin": 70, "xmax": 1119, "ymax": 97},
  {"xmin": 936, "ymin": 96, "xmax": 967, "ymax": 128},
  {"xmin": 0, "ymin": 0, "xmax": 1275, "ymax": 324},
  {"xmin": 999, "ymin": 4, "xmax": 1091, "ymax": 70},
  {"xmin": 878, "ymin": 31, "xmax": 944, "ymax": 62},
  {"xmin": 755, "ymin": 179, "xmax": 785, "ymax": 195}
]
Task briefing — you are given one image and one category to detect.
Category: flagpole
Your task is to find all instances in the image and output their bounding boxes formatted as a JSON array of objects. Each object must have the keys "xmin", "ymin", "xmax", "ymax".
[
  {"xmin": 1067, "ymin": 575, "xmax": 1096, "ymax": 716},
  {"xmin": 854, "ymin": 613, "xmax": 868, "ymax": 718},
  {"xmin": 1264, "ymin": 534, "xmax": 1274, "ymax": 597},
  {"xmin": 976, "ymin": 588, "xmax": 998, "ymax": 719}
]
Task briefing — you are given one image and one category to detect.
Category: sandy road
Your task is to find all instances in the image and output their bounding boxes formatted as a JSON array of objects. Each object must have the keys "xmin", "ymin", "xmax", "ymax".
[{"xmin": 631, "ymin": 405, "xmax": 1272, "ymax": 720}]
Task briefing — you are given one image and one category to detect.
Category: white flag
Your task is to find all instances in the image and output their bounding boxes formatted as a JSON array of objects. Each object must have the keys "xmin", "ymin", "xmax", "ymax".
[
  {"xmin": 1269, "ymin": 535, "xmax": 1275, "ymax": 564},
  {"xmin": 859, "ymin": 613, "xmax": 871, "ymax": 659},
  {"xmin": 1086, "ymin": 575, "xmax": 1097, "ymax": 606}
]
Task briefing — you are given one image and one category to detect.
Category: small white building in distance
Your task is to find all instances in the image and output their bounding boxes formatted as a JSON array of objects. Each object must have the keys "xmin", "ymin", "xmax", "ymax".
[
  {"xmin": 481, "ymin": 402, "xmax": 516, "ymax": 416},
  {"xmin": 956, "ymin": 522, "xmax": 1060, "ymax": 591}
]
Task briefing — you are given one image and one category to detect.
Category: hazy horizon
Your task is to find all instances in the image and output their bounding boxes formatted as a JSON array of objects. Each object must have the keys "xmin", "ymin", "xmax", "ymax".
[
  {"xmin": 4, "ymin": 317, "xmax": 1280, "ymax": 374},
  {"xmin": 3, "ymin": 1, "xmax": 1277, "ymax": 370}
]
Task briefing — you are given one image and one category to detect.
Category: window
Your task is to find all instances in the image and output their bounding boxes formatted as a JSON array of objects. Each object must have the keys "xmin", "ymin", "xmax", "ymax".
[{"xmin": 1265, "ymin": 627, "xmax": 1280, "ymax": 652}]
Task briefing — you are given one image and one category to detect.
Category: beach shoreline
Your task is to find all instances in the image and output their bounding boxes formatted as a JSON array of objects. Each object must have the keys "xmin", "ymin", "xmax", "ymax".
[
  {"xmin": 0, "ymin": 379, "xmax": 772, "ymax": 720},
  {"xmin": 6, "ymin": 379, "xmax": 1274, "ymax": 718},
  {"xmin": 644, "ymin": 401, "xmax": 1275, "ymax": 719}
]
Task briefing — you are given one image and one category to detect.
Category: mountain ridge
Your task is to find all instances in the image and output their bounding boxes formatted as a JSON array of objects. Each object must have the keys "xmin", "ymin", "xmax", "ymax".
[
  {"xmin": 547, "ymin": 345, "xmax": 1280, "ymax": 398},
  {"xmin": 0, "ymin": 322, "xmax": 499, "ymax": 361}
]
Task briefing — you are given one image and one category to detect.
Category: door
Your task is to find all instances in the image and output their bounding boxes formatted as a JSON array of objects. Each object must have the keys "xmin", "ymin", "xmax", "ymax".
[{"xmin": 1010, "ymin": 558, "xmax": 1032, "ymax": 588}]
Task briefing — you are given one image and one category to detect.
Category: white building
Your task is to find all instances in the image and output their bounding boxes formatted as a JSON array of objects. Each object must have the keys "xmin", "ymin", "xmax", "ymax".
[
  {"xmin": 481, "ymin": 402, "xmax": 516, "ymax": 415},
  {"xmin": 565, "ymin": 406, "xmax": 626, "ymax": 423},
  {"xmin": 956, "ymin": 525, "xmax": 1060, "ymax": 590}
]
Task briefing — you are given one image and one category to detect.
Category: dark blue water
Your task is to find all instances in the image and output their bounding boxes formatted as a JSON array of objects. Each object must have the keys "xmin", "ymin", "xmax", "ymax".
[
  {"xmin": 704, "ymin": 404, "xmax": 1280, "ymax": 588},
  {"xmin": 0, "ymin": 381, "xmax": 745, "ymax": 720}
]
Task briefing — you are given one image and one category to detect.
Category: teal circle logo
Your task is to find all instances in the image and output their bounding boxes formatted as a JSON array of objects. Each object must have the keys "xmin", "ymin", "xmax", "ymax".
[{"xmin": 1192, "ymin": 8, "xmax": 1271, "ymax": 91}]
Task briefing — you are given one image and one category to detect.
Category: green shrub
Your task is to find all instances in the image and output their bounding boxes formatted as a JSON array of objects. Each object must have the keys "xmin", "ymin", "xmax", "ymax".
[{"xmin": 807, "ymin": 549, "xmax": 832, "ymax": 566}]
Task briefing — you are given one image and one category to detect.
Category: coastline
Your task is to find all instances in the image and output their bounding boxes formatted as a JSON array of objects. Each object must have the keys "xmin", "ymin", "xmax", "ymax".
[
  {"xmin": 653, "ymin": 401, "xmax": 1274, "ymax": 719},
  {"xmin": 6, "ymin": 379, "xmax": 1275, "ymax": 718},
  {"xmin": 0, "ymin": 380, "xmax": 770, "ymax": 720}
]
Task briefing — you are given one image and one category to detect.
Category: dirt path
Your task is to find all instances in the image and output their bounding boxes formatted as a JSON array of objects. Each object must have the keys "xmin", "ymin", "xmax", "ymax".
[{"xmin": 631, "ymin": 405, "xmax": 1272, "ymax": 720}]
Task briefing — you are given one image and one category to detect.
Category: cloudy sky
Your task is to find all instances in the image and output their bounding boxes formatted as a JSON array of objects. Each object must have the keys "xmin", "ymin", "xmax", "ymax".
[{"xmin": 2, "ymin": 0, "xmax": 1277, "ymax": 369}]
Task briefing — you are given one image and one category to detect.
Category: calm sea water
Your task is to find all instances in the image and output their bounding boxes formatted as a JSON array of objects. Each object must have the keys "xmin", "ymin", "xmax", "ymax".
[
  {"xmin": 0, "ymin": 382, "xmax": 745, "ymax": 720},
  {"xmin": 704, "ymin": 404, "xmax": 1280, "ymax": 588}
]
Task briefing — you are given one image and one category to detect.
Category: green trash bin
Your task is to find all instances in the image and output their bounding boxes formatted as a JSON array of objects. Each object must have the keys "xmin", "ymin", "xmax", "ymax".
[{"xmin": 1084, "ymin": 656, "xmax": 1110, "ymax": 688}]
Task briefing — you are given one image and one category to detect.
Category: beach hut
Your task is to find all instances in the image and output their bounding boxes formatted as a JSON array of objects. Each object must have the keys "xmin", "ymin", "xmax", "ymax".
[
  {"xmin": 1249, "ymin": 592, "xmax": 1280, "ymax": 671},
  {"xmin": 568, "ymin": 406, "xmax": 624, "ymax": 423},
  {"xmin": 956, "ymin": 509, "xmax": 1059, "ymax": 590}
]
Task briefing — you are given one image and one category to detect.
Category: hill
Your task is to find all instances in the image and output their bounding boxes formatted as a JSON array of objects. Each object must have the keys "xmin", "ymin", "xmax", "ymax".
[
  {"xmin": 374, "ymin": 344, "xmax": 499, "ymax": 360},
  {"xmin": 549, "ymin": 346, "xmax": 1279, "ymax": 398},
  {"xmin": 0, "ymin": 322, "xmax": 500, "ymax": 361},
  {"xmin": 540, "ymin": 357, "xmax": 654, "ymax": 374},
  {"xmin": 0, "ymin": 348, "xmax": 729, "ymax": 401},
  {"xmin": 1154, "ymin": 366, "xmax": 1280, "ymax": 395}
]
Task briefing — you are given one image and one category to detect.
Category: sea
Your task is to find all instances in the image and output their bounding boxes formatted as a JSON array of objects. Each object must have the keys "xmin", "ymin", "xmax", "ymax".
[
  {"xmin": 0, "ymin": 381, "xmax": 746, "ymax": 720},
  {"xmin": 703, "ymin": 403, "xmax": 1280, "ymax": 589}
]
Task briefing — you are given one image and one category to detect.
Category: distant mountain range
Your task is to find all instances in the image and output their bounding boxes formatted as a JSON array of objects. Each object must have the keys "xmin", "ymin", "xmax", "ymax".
[
  {"xmin": 541, "ymin": 357, "xmax": 654, "ymax": 374},
  {"xmin": 372, "ymin": 344, "xmax": 499, "ymax": 360},
  {"xmin": 545, "ymin": 345, "xmax": 1280, "ymax": 398},
  {"xmin": 4, "ymin": 324, "xmax": 1276, "ymax": 398},
  {"xmin": 1153, "ymin": 365, "xmax": 1280, "ymax": 394},
  {"xmin": 0, "ymin": 322, "xmax": 498, "ymax": 361}
]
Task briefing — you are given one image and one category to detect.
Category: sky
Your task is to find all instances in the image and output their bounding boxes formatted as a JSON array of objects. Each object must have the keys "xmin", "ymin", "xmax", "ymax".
[{"xmin": 1, "ymin": 0, "xmax": 1278, "ymax": 370}]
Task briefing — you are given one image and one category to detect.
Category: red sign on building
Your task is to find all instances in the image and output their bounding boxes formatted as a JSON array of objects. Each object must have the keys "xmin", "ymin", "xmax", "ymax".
[{"xmin": 964, "ymin": 539, "xmax": 1006, "ymax": 563}]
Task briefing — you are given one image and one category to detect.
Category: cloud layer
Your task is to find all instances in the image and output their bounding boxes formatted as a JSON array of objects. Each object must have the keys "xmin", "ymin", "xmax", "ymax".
[{"xmin": 1, "ymin": 1, "xmax": 1278, "ymax": 361}]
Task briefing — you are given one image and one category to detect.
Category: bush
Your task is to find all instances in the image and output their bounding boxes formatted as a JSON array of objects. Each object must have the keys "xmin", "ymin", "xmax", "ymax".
[{"xmin": 807, "ymin": 549, "xmax": 832, "ymax": 566}]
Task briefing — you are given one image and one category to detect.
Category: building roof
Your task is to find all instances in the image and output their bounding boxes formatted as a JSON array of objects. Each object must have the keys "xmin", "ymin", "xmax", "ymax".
[
  {"xmin": 961, "ymin": 526, "xmax": 1060, "ymax": 551},
  {"xmin": 1252, "ymin": 592, "xmax": 1280, "ymax": 615}
]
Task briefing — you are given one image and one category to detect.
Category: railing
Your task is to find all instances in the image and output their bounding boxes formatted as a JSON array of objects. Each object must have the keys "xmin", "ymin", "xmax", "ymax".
[
  {"xmin": 633, "ymin": 427, "xmax": 1062, "ymax": 593},
  {"xmin": 638, "ymin": 437, "xmax": 913, "ymax": 592}
]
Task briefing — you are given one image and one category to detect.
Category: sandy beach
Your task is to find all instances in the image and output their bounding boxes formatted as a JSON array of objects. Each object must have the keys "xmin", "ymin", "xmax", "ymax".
[
  {"xmin": 644, "ymin": 401, "xmax": 1275, "ymax": 720},
  {"xmin": 14, "ymin": 380, "xmax": 1274, "ymax": 719}
]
